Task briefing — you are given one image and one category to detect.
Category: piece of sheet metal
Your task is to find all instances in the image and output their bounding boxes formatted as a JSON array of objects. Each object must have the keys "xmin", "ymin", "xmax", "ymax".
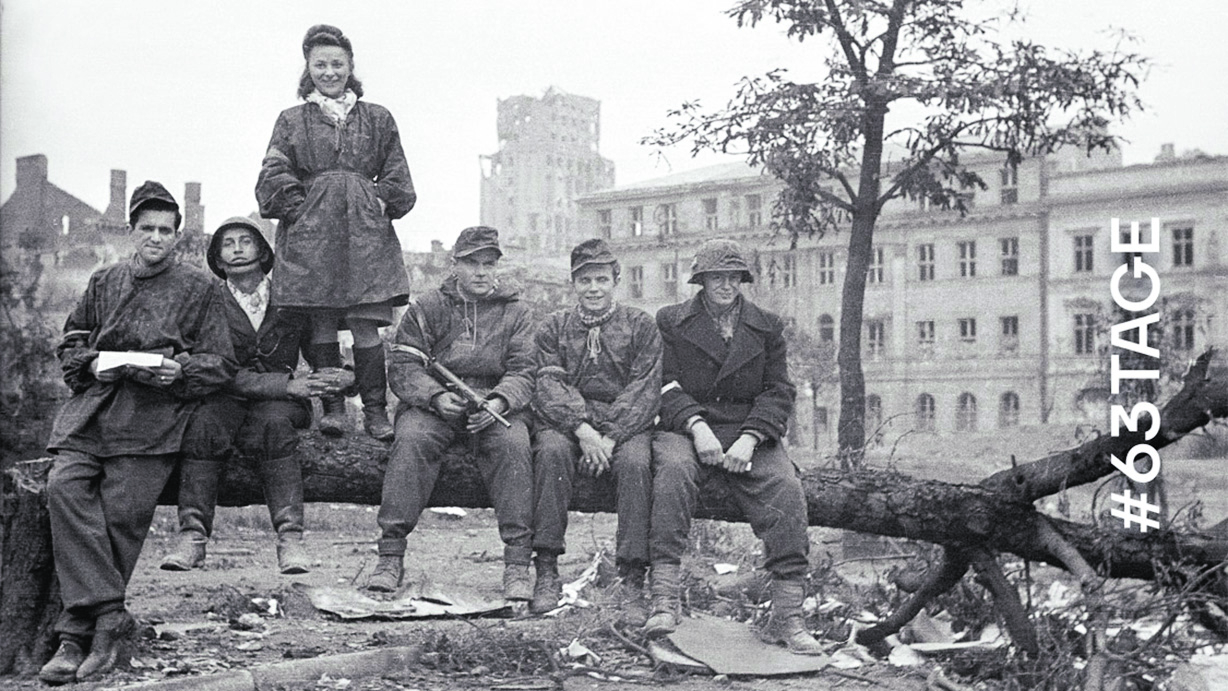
[
  {"xmin": 296, "ymin": 583, "xmax": 509, "ymax": 619},
  {"xmin": 666, "ymin": 613, "xmax": 830, "ymax": 676}
]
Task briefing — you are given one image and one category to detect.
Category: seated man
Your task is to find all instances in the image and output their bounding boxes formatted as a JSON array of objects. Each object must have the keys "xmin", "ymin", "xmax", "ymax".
[
  {"xmin": 40, "ymin": 182, "xmax": 235, "ymax": 684},
  {"xmin": 367, "ymin": 226, "xmax": 537, "ymax": 600},
  {"xmin": 160, "ymin": 217, "xmax": 353, "ymax": 575},
  {"xmin": 646, "ymin": 239, "xmax": 823, "ymax": 655},
  {"xmin": 531, "ymin": 239, "xmax": 661, "ymax": 617}
]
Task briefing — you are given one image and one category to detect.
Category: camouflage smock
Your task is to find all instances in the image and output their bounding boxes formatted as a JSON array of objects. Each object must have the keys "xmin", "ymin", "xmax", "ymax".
[
  {"xmin": 47, "ymin": 257, "xmax": 236, "ymax": 456},
  {"xmin": 531, "ymin": 304, "xmax": 662, "ymax": 444}
]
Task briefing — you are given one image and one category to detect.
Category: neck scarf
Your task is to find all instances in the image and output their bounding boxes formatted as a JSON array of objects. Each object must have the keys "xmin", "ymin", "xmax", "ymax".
[
  {"xmin": 228, "ymin": 275, "xmax": 270, "ymax": 331},
  {"xmin": 576, "ymin": 303, "xmax": 617, "ymax": 361},
  {"xmin": 701, "ymin": 292, "xmax": 742, "ymax": 343},
  {"xmin": 306, "ymin": 89, "xmax": 358, "ymax": 151},
  {"xmin": 306, "ymin": 89, "xmax": 358, "ymax": 125}
]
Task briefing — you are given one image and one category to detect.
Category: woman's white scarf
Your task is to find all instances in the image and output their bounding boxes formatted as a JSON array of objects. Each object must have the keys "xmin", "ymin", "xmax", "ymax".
[{"xmin": 306, "ymin": 89, "xmax": 358, "ymax": 126}]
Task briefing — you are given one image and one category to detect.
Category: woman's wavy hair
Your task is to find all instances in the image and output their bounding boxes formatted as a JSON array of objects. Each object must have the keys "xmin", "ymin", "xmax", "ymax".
[{"xmin": 297, "ymin": 24, "xmax": 364, "ymax": 99}]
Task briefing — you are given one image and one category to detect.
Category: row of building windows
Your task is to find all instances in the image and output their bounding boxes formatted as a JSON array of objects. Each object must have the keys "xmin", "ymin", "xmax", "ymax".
[
  {"xmin": 597, "ymin": 194, "xmax": 764, "ymax": 240},
  {"xmin": 606, "ymin": 229, "xmax": 1197, "ymax": 298},
  {"xmin": 861, "ymin": 391, "xmax": 1022, "ymax": 433},
  {"xmin": 614, "ymin": 224, "xmax": 1198, "ymax": 297},
  {"xmin": 812, "ymin": 309, "xmax": 1198, "ymax": 356},
  {"xmin": 614, "ymin": 224, "xmax": 1198, "ymax": 291},
  {"xmin": 803, "ymin": 225, "xmax": 1195, "ymax": 289}
]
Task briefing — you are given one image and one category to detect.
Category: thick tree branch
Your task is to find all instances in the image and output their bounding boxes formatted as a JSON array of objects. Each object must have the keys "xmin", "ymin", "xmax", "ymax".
[
  {"xmin": 855, "ymin": 546, "xmax": 970, "ymax": 646},
  {"xmin": 971, "ymin": 549, "xmax": 1040, "ymax": 657}
]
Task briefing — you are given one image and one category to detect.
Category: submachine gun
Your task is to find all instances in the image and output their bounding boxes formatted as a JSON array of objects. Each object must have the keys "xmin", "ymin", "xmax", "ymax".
[{"xmin": 390, "ymin": 344, "xmax": 512, "ymax": 428}]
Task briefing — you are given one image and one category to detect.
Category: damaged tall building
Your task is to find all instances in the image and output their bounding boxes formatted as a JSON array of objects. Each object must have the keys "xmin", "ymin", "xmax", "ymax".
[{"xmin": 479, "ymin": 88, "xmax": 615, "ymax": 254}]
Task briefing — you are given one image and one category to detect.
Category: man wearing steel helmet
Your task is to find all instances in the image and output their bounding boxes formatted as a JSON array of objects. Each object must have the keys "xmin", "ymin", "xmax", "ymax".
[
  {"xmin": 40, "ymin": 182, "xmax": 236, "ymax": 684},
  {"xmin": 159, "ymin": 217, "xmax": 353, "ymax": 576},
  {"xmin": 367, "ymin": 226, "xmax": 537, "ymax": 602},
  {"xmin": 645, "ymin": 238, "xmax": 823, "ymax": 655},
  {"xmin": 530, "ymin": 239, "xmax": 661, "ymax": 618}
]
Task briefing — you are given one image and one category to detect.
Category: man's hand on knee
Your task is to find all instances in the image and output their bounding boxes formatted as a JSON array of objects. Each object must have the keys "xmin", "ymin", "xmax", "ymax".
[
  {"xmin": 722, "ymin": 434, "xmax": 757, "ymax": 474},
  {"xmin": 575, "ymin": 423, "xmax": 613, "ymax": 476},
  {"xmin": 687, "ymin": 420, "xmax": 724, "ymax": 467}
]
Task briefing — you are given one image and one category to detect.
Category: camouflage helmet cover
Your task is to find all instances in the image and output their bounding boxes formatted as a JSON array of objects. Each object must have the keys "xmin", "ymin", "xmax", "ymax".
[{"xmin": 688, "ymin": 238, "xmax": 755, "ymax": 285}]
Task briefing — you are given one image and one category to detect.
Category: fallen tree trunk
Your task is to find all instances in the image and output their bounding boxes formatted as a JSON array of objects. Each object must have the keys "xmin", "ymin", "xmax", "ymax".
[{"xmin": 4, "ymin": 352, "xmax": 1227, "ymax": 675}]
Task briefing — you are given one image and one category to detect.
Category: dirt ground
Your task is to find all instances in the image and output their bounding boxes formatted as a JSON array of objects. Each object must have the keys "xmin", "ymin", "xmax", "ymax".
[{"xmin": 10, "ymin": 505, "xmax": 934, "ymax": 690}]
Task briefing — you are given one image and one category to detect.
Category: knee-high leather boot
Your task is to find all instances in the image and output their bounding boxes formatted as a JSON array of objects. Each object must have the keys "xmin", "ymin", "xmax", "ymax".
[
  {"xmin": 260, "ymin": 454, "xmax": 310, "ymax": 574},
  {"xmin": 161, "ymin": 458, "xmax": 221, "ymax": 571},
  {"xmin": 352, "ymin": 344, "xmax": 394, "ymax": 442}
]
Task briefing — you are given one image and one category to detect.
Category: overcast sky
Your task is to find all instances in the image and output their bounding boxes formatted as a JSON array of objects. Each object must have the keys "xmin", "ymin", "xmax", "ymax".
[{"xmin": 2, "ymin": 0, "xmax": 1225, "ymax": 251}]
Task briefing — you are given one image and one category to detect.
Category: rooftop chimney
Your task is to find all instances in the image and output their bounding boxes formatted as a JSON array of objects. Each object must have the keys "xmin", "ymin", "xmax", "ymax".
[
  {"xmin": 1156, "ymin": 143, "xmax": 1176, "ymax": 163},
  {"xmin": 183, "ymin": 182, "xmax": 204, "ymax": 234},
  {"xmin": 104, "ymin": 169, "xmax": 127, "ymax": 222},
  {"xmin": 15, "ymin": 154, "xmax": 48, "ymax": 190}
]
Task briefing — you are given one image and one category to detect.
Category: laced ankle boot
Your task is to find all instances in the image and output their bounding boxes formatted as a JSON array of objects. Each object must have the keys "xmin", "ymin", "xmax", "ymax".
[
  {"xmin": 366, "ymin": 554, "xmax": 404, "ymax": 592},
  {"xmin": 529, "ymin": 551, "xmax": 562, "ymax": 614},
  {"xmin": 75, "ymin": 610, "xmax": 135, "ymax": 682},
  {"xmin": 643, "ymin": 562, "xmax": 681, "ymax": 637},
  {"xmin": 503, "ymin": 545, "xmax": 534, "ymax": 602},
  {"xmin": 38, "ymin": 635, "xmax": 86, "ymax": 685},
  {"xmin": 761, "ymin": 577, "xmax": 825, "ymax": 655},
  {"xmin": 614, "ymin": 561, "xmax": 649, "ymax": 628}
]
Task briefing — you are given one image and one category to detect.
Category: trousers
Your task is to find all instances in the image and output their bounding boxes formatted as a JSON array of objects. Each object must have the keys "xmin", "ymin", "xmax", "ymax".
[
  {"xmin": 181, "ymin": 395, "xmax": 309, "ymax": 463},
  {"xmin": 176, "ymin": 395, "xmax": 310, "ymax": 536},
  {"xmin": 532, "ymin": 428, "xmax": 652, "ymax": 564},
  {"xmin": 376, "ymin": 406, "xmax": 532, "ymax": 555},
  {"xmin": 649, "ymin": 431, "xmax": 810, "ymax": 578},
  {"xmin": 47, "ymin": 451, "xmax": 177, "ymax": 636}
]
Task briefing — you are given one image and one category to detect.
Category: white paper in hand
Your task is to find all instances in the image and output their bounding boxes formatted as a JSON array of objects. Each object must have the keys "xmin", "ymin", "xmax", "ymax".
[{"xmin": 96, "ymin": 351, "xmax": 164, "ymax": 372}]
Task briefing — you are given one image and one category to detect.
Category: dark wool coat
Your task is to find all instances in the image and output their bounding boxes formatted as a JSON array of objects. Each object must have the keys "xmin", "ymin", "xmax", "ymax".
[
  {"xmin": 388, "ymin": 277, "xmax": 536, "ymax": 415},
  {"xmin": 657, "ymin": 293, "xmax": 795, "ymax": 447},
  {"xmin": 217, "ymin": 279, "xmax": 311, "ymax": 410},
  {"xmin": 532, "ymin": 304, "xmax": 662, "ymax": 444},
  {"xmin": 48, "ymin": 259, "xmax": 237, "ymax": 457},
  {"xmin": 255, "ymin": 100, "xmax": 415, "ymax": 310}
]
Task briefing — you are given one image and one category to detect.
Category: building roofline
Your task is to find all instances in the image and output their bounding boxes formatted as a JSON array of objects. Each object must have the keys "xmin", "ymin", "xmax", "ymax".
[{"xmin": 1050, "ymin": 153, "xmax": 1228, "ymax": 179}]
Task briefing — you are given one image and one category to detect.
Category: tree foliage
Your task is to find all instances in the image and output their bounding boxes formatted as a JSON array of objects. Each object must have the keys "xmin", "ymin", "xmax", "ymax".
[{"xmin": 645, "ymin": 0, "xmax": 1150, "ymax": 464}]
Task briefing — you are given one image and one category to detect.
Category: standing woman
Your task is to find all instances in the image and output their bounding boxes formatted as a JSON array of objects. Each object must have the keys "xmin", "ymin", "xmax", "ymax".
[{"xmin": 256, "ymin": 24, "xmax": 415, "ymax": 441}]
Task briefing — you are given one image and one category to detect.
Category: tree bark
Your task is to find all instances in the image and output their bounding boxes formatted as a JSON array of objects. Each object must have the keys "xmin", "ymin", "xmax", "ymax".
[{"xmin": 4, "ymin": 353, "xmax": 1226, "ymax": 674}]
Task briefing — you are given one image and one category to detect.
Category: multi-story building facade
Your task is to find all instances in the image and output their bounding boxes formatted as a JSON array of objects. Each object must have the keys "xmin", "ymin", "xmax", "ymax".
[
  {"xmin": 479, "ymin": 87, "xmax": 615, "ymax": 254},
  {"xmin": 575, "ymin": 147, "xmax": 1228, "ymax": 445}
]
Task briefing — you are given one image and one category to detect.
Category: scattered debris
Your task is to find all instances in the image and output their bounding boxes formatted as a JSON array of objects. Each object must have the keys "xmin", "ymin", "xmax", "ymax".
[
  {"xmin": 561, "ymin": 639, "xmax": 602, "ymax": 666},
  {"xmin": 428, "ymin": 506, "xmax": 468, "ymax": 519},
  {"xmin": 542, "ymin": 550, "xmax": 605, "ymax": 615}
]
